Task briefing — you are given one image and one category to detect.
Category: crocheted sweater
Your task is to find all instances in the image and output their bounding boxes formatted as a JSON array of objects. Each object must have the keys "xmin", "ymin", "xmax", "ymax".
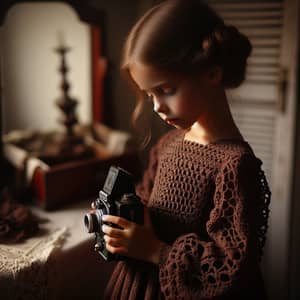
[{"xmin": 104, "ymin": 129, "xmax": 271, "ymax": 300}]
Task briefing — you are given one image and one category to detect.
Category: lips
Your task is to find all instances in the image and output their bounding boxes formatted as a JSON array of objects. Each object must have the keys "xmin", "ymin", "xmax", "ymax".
[{"xmin": 165, "ymin": 118, "xmax": 179, "ymax": 125}]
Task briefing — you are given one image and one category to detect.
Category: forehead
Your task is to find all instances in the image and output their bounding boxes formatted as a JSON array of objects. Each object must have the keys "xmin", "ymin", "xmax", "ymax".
[{"xmin": 129, "ymin": 63, "xmax": 181, "ymax": 91}]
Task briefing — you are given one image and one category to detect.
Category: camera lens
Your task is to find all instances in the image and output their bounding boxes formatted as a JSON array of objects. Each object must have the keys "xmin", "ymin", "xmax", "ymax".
[{"xmin": 84, "ymin": 212, "xmax": 99, "ymax": 233}]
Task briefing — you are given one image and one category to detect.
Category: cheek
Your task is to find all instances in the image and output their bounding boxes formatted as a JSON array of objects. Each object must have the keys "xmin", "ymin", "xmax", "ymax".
[
  {"xmin": 178, "ymin": 88, "xmax": 200, "ymax": 110},
  {"xmin": 171, "ymin": 94, "xmax": 188, "ymax": 112},
  {"xmin": 176, "ymin": 97, "xmax": 198, "ymax": 116}
]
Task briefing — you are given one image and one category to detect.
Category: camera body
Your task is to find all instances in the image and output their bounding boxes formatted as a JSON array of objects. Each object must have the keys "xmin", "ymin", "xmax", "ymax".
[{"xmin": 84, "ymin": 166, "xmax": 144, "ymax": 261}]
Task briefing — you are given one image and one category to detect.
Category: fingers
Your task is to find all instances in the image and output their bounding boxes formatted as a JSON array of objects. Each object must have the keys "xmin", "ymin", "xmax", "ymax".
[
  {"xmin": 103, "ymin": 235, "xmax": 122, "ymax": 247},
  {"xmin": 102, "ymin": 225, "xmax": 127, "ymax": 255},
  {"xmin": 105, "ymin": 243, "xmax": 126, "ymax": 256},
  {"xmin": 102, "ymin": 215, "xmax": 131, "ymax": 229},
  {"xmin": 101, "ymin": 215, "xmax": 137, "ymax": 257},
  {"xmin": 102, "ymin": 224, "xmax": 123, "ymax": 238}
]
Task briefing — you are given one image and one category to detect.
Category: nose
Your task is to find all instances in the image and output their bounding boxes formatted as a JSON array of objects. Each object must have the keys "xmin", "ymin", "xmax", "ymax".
[{"xmin": 153, "ymin": 97, "xmax": 169, "ymax": 114}]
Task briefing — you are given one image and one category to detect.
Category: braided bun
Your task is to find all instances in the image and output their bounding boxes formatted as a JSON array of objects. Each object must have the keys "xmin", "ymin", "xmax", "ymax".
[{"xmin": 202, "ymin": 25, "xmax": 252, "ymax": 88}]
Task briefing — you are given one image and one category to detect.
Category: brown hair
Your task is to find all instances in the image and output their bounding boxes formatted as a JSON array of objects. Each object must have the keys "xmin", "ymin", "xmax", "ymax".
[{"xmin": 122, "ymin": 0, "xmax": 252, "ymax": 138}]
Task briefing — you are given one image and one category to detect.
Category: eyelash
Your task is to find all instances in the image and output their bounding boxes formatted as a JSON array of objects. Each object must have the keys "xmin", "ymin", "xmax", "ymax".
[
  {"xmin": 159, "ymin": 87, "xmax": 176, "ymax": 96},
  {"xmin": 145, "ymin": 87, "xmax": 176, "ymax": 101}
]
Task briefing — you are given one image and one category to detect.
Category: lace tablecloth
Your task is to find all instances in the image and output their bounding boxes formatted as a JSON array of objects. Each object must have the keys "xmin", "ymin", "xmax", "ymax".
[
  {"xmin": 0, "ymin": 201, "xmax": 116, "ymax": 300},
  {"xmin": 0, "ymin": 227, "xmax": 67, "ymax": 299}
]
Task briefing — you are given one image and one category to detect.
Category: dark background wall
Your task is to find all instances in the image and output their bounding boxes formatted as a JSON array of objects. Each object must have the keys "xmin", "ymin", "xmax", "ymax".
[{"xmin": 90, "ymin": 0, "xmax": 170, "ymax": 165}]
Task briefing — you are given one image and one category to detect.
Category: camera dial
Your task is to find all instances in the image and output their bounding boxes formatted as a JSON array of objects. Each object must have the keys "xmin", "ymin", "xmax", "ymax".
[
  {"xmin": 84, "ymin": 213, "xmax": 99, "ymax": 233},
  {"xmin": 84, "ymin": 200, "xmax": 108, "ymax": 233}
]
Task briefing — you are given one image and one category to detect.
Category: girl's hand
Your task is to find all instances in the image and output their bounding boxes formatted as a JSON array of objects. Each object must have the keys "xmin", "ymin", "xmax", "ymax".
[{"xmin": 101, "ymin": 207, "xmax": 164, "ymax": 265}]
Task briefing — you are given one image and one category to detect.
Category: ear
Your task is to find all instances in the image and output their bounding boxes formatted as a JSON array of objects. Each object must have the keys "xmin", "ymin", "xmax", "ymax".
[{"xmin": 207, "ymin": 66, "xmax": 223, "ymax": 86}]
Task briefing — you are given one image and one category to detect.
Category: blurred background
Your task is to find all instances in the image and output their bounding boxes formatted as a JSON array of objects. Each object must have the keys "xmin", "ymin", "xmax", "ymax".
[{"xmin": 0, "ymin": 0, "xmax": 300, "ymax": 299}]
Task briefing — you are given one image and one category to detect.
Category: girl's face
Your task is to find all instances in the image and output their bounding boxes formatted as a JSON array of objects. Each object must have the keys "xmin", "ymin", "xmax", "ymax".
[{"xmin": 129, "ymin": 63, "xmax": 217, "ymax": 129}]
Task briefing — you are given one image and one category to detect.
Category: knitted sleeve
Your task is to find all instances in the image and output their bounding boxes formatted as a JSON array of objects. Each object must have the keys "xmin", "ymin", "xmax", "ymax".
[{"xmin": 158, "ymin": 154, "xmax": 270, "ymax": 299}]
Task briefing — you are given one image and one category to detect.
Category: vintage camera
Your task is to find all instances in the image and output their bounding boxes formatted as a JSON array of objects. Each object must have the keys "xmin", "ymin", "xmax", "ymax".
[{"xmin": 84, "ymin": 166, "xmax": 144, "ymax": 261}]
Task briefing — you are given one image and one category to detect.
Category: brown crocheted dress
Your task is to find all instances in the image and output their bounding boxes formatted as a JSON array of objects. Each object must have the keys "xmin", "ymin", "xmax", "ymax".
[{"xmin": 104, "ymin": 129, "xmax": 271, "ymax": 300}]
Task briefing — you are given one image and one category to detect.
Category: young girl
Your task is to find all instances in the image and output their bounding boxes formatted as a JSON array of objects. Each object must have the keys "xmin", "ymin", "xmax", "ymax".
[{"xmin": 101, "ymin": 0, "xmax": 271, "ymax": 299}]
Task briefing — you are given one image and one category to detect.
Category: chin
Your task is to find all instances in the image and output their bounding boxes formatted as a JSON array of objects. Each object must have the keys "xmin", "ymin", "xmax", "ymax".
[
  {"xmin": 163, "ymin": 117, "xmax": 191, "ymax": 129},
  {"xmin": 172, "ymin": 123, "xmax": 189, "ymax": 130}
]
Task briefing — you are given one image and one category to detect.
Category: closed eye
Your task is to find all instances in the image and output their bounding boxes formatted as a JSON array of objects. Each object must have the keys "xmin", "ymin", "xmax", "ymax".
[
  {"xmin": 145, "ymin": 87, "xmax": 176, "ymax": 99},
  {"xmin": 143, "ymin": 86, "xmax": 176, "ymax": 102},
  {"xmin": 155, "ymin": 86, "xmax": 176, "ymax": 96}
]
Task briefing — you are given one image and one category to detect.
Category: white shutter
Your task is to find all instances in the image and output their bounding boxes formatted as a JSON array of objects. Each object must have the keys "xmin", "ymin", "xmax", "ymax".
[
  {"xmin": 209, "ymin": 0, "xmax": 284, "ymax": 183},
  {"xmin": 209, "ymin": 1, "xmax": 299, "ymax": 300}
]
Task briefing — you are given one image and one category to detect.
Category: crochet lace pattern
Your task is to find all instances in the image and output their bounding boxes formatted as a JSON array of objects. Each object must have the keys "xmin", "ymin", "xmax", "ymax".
[
  {"xmin": 105, "ymin": 129, "xmax": 271, "ymax": 300},
  {"xmin": 0, "ymin": 228, "xmax": 67, "ymax": 300}
]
